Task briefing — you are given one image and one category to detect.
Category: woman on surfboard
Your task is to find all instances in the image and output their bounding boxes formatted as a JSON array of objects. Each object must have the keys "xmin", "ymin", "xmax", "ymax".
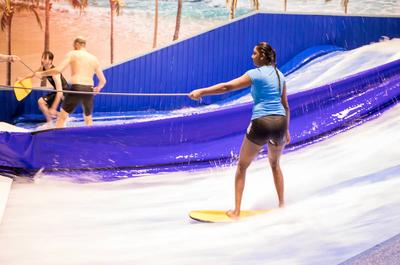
[{"xmin": 189, "ymin": 42, "xmax": 290, "ymax": 218}]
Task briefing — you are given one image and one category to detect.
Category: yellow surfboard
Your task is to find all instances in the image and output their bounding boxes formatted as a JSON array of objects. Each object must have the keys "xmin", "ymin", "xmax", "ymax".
[
  {"xmin": 189, "ymin": 209, "xmax": 271, "ymax": 223},
  {"xmin": 13, "ymin": 78, "xmax": 32, "ymax": 101}
]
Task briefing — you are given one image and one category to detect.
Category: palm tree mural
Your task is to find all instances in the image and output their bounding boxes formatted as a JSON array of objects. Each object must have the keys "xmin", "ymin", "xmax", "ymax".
[
  {"xmin": 41, "ymin": 0, "xmax": 87, "ymax": 86},
  {"xmin": 43, "ymin": 0, "xmax": 87, "ymax": 54},
  {"xmin": 40, "ymin": 0, "xmax": 50, "ymax": 87},
  {"xmin": 110, "ymin": 0, "xmax": 122, "ymax": 63},
  {"xmin": 173, "ymin": 0, "xmax": 182, "ymax": 41},
  {"xmin": 284, "ymin": 0, "xmax": 287, "ymax": 11},
  {"xmin": 1, "ymin": 0, "xmax": 42, "ymax": 85},
  {"xmin": 251, "ymin": 0, "xmax": 259, "ymax": 11},
  {"xmin": 228, "ymin": 0, "xmax": 259, "ymax": 19},
  {"xmin": 341, "ymin": 0, "xmax": 349, "ymax": 14},
  {"xmin": 44, "ymin": 0, "xmax": 50, "ymax": 53},
  {"xmin": 325, "ymin": 0, "xmax": 349, "ymax": 14},
  {"xmin": 229, "ymin": 0, "xmax": 237, "ymax": 19},
  {"xmin": 153, "ymin": 0, "xmax": 158, "ymax": 48}
]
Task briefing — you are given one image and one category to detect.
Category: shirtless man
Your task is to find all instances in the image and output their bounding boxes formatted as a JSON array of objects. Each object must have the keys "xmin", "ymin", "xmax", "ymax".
[{"xmin": 35, "ymin": 37, "xmax": 106, "ymax": 128}]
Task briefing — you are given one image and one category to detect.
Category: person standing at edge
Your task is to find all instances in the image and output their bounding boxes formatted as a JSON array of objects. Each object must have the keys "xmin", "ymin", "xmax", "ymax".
[
  {"xmin": 35, "ymin": 37, "xmax": 106, "ymax": 128},
  {"xmin": 189, "ymin": 42, "xmax": 290, "ymax": 219}
]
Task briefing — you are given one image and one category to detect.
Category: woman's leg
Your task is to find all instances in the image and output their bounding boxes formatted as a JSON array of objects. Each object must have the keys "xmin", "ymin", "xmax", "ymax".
[
  {"xmin": 227, "ymin": 137, "xmax": 262, "ymax": 218},
  {"xmin": 267, "ymin": 142, "xmax": 285, "ymax": 208}
]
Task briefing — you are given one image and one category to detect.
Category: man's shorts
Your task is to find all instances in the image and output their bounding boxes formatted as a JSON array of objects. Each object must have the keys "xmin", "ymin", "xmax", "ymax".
[
  {"xmin": 41, "ymin": 92, "xmax": 57, "ymax": 107},
  {"xmin": 246, "ymin": 115, "xmax": 287, "ymax": 146},
  {"xmin": 62, "ymin": 84, "xmax": 94, "ymax": 116}
]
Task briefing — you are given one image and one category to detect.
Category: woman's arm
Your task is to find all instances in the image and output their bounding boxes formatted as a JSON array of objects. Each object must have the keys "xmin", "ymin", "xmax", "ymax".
[
  {"xmin": 189, "ymin": 74, "xmax": 252, "ymax": 100},
  {"xmin": 17, "ymin": 67, "xmax": 42, "ymax": 82},
  {"xmin": 281, "ymin": 82, "xmax": 291, "ymax": 144}
]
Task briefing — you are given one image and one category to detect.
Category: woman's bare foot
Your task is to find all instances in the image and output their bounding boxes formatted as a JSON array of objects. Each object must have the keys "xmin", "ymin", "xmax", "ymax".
[
  {"xmin": 279, "ymin": 202, "xmax": 285, "ymax": 208},
  {"xmin": 226, "ymin": 210, "xmax": 240, "ymax": 220}
]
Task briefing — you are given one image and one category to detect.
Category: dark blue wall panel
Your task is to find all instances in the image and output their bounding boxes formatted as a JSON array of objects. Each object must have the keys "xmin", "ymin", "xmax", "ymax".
[{"xmin": 1, "ymin": 13, "xmax": 400, "ymax": 122}]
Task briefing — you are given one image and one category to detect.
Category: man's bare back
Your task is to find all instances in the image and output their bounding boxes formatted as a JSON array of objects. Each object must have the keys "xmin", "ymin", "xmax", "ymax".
[
  {"xmin": 36, "ymin": 37, "xmax": 106, "ymax": 92},
  {"xmin": 68, "ymin": 49, "xmax": 100, "ymax": 86}
]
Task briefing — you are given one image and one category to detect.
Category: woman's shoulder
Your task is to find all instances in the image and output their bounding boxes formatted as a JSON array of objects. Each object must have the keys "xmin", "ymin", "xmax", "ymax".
[
  {"xmin": 246, "ymin": 66, "xmax": 265, "ymax": 76},
  {"xmin": 246, "ymin": 67, "xmax": 259, "ymax": 73},
  {"xmin": 247, "ymin": 66, "xmax": 275, "ymax": 76}
]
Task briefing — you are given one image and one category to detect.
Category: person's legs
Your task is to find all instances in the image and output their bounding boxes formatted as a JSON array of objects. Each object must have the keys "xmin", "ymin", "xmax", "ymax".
[
  {"xmin": 56, "ymin": 93, "xmax": 79, "ymax": 128},
  {"xmin": 38, "ymin": 97, "xmax": 52, "ymax": 123},
  {"xmin": 55, "ymin": 108, "xmax": 69, "ymax": 128},
  {"xmin": 83, "ymin": 114, "xmax": 93, "ymax": 126},
  {"xmin": 267, "ymin": 142, "xmax": 285, "ymax": 208},
  {"xmin": 227, "ymin": 137, "xmax": 263, "ymax": 218},
  {"xmin": 82, "ymin": 93, "xmax": 94, "ymax": 126}
]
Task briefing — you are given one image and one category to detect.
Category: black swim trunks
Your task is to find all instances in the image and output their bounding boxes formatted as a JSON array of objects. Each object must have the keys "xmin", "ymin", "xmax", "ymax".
[
  {"xmin": 246, "ymin": 115, "xmax": 287, "ymax": 146},
  {"xmin": 62, "ymin": 84, "xmax": 94, "ymax": 116},
  {"xmin": 41, "ymin": 92, "xmax": 57, "ymax": 107}
]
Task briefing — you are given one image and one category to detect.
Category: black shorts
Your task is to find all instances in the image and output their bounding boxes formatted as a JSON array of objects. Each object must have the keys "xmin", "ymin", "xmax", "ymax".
[
  {"xmin": 246, "ymin": 115, "xmax": 287, "ymax": 146},
  {"xmin": 62, "ymin": 84, "xmax": 94, "ymax": 116},
  {"xmin": 41, "ymin": 92, "xmax": 57, "ymax": 107}
]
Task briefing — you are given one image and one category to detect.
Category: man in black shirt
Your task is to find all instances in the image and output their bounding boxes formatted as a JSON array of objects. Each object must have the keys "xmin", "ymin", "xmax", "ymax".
[{"xmin": 19, "ymin": 51, "xmax": 69, "ymax": 127}]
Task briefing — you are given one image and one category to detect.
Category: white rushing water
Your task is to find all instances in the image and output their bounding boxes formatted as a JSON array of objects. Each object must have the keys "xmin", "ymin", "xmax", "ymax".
[
  {"xmin": 0, "ymin": 101, "xmax": 399, "ymax": 265},
  {"xmin": 228, "ymin": 37, "xmax": 400, "ymax": 104},
  {"xmin": 285, "ymin": 38, "xmax": 400, "ymax": 94}
]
